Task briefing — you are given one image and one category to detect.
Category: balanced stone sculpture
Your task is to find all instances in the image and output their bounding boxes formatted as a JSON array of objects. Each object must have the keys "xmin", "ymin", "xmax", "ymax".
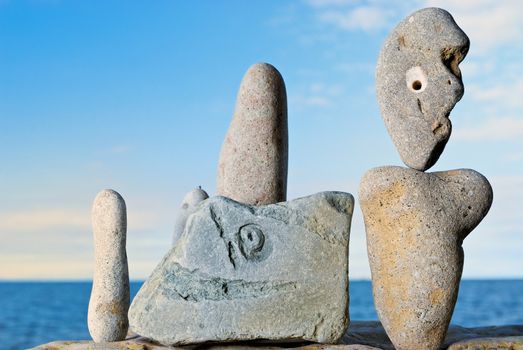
[
  {"xmin": 217, "ymin": 62, "xmax": 288, "ymax": 205},
  {"xmin": 172, "ymin": 187, "xmax": 209, "ymax": 245},
  {"xmin": 88, "ymin": 189, "xmax": 130, "ymax": 342},
  {"xmin": 360, "ymin": 7, "xmax": 493, "ymax": 350},
  {"xmin": 129, "ymin": 191, "xmax": 354, "ymax": 345}
]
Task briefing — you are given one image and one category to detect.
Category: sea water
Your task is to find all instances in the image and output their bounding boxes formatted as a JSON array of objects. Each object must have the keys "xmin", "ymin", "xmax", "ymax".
[{"xmin": 0, "ymin": 280, "xmax": 522, "ymax": 350}]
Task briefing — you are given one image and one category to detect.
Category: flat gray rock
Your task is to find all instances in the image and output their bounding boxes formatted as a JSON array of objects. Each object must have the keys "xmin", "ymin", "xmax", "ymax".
[
  {"xmin": 359, "ymin": 167, "xmax": 493, "ymax": 350},
  {"xmin": 216, "ymin": 62, "xmax": 288, "ymax": 205},
  {"xmin": 376, "ymin": 8, "xmax": 469, "ymax": 171},
  {"xmin": 31, "ymin": 321, "xmax": 523, "ymax": 350},
  {"xmin": 129, "ymin": 192, "xmax": 354, "ymax": 346},
  {"xmin": 447, "ymin": 335, "xmax": 523, "ymax": 349}
]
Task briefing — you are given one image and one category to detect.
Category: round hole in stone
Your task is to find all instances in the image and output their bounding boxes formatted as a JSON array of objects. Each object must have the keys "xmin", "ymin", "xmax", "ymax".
[{"xmin": 405, "ymin": 66, "xmax": 428, "ymax": 93}]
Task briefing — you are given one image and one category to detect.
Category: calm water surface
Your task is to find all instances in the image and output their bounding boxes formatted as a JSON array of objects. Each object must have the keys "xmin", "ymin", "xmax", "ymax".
[{"xmin": 0, "ymin": 280, "xmax": 522, "ymax": 350}]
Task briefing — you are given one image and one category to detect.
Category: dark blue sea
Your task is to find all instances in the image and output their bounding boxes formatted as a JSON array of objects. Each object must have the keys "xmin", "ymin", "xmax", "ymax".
[{"xmin": 1, "ymin": 280, "xmax": 522, "ymax": 350}]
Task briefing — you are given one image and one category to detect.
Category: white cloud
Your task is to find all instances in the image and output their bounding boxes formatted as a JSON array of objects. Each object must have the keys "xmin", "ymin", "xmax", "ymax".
[
  {"xmin": 0, "ymin": 208, "xmax": 160, "ymax": 232},
  {"xmin": 111, "ymin": 145, "xmax": 131, "ymax": 154},
  {"xmin": 0, "ymin": 209, "xmax": 89, "ymax": 232},
  {"xmin": 319, "ymin": 5, "xmax": 393, "ymax": 31},
  {"xmin": 307, "ymin": 0, "xmax": 355, "ymax": 7},
  {"xmin": 454, "ymin": 117, "xmax": 523, "ymax": 141},
  {"xmin": 290, "ymin": 82, "xmax": 345, "ymax": 109},
  {"xmin": 469, "ymin": 79, "xmax": 523, "ymax": 109},
  {"xmin": 425, "ymin": 0, "xmax": 523, "ymax": 54}
]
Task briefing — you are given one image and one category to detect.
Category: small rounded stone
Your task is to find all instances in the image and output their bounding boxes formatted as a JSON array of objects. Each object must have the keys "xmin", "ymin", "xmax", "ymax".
[
  {"xmin": 216, "ymin": 62, "xmax": 288, "ymax": 205},
  {"xmin": 173, "ymin": 187, "xmax": 209, "ymax": 246},
  {"xmin": 88, "ymin": 189, "xmax": 130, "ymax": 343}
]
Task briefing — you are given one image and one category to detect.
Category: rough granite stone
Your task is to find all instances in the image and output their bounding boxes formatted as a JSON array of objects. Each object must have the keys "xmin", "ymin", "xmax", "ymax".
[
  {"xmin": 129, "ymin": 191, "xmax": 354, "ymax": 346},
  {"xmin": 31, "ymin": 321, "xmax": 523, "ymax": 350},
  {"xmin": 359, "ymin": 166, "xmax": 493, "ymax": 350},
  {"xmin": 88, "ymin": 189, "xmax": 130, "ymax": 342},
  {"xmin": 376, "ymin": 8, "xmax": 470, "ymax": 171},
  {"xmin": 216, "ymin": 62, "xmax": 288, "ymax": 205},
  {"xmin": 173, "ymin": 187, "xmax": 209, "ymax": 246}
]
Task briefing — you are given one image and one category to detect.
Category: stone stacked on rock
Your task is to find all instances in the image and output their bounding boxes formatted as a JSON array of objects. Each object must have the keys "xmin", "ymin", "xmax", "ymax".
[
  {"xmin": 88, "ymin": 189, "xmax": 130, "ymax": 343},
  {"xmin": 129, "ymin": 191, "xmax": 354, "ymax": 346},
  {"xmin": 172, "ymin": 187, "xmax": 209, "ymax": 246},
  {"xmin": 376, "ymin": 7, "xmax": 469, "ymax": 171},
  {"xmin": 360, "ymin": 7, "xmax": 493, "ymax": 350},
  {"xmin": 217, "ymin": 62, "xmax": 288, "ymax": 205}
]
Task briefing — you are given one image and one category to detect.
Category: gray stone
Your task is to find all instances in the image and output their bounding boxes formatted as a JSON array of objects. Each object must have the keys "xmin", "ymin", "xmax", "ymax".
[
  {"xmin": 31, "ymin": 321, "xmax": 523, "ymax": 350},
  {"xmin": 216, "ymin": 62, "xmax": 288, "ymax": 205},
  {"xmin": 376, "ymin": 8, "xmax": 470, "ymax": 171},
  {"xmin": 88, "ymin": 189, "xmax": 130, "ymax": 342},
  {"xmin": 129, "ymin": 191, "xmax": 354, "ymax": 346},
  {"xmin": 359, "ymin": 166, "xmax": 493, "ymax": 350},
  {"xmin": 173, "ymin": 187, "xmax": 209, "ymax": 246}
]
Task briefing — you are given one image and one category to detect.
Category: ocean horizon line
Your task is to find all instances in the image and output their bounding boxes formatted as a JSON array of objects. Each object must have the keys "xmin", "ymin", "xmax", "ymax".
[{"xmin": 1, "ymin": 277, "xmax": 522, "ymax": 283}]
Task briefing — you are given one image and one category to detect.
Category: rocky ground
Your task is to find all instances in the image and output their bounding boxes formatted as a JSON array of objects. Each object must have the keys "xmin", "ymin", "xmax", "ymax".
[{"xmin": 32, "ymin": 321, "xmax": 523, "ymax": 350}]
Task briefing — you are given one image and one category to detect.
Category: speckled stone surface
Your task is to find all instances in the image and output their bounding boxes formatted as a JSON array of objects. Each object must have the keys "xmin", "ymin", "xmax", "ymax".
[
  {"xmin": 88, "ymin": 189, "xmax": 130, "ymax": 342},
  {"xmin": 376, "ymin": 7, "xmax": 469, "ymax": 171},
  {"xmin": 31, "ymin": 321, "xmax": 523, "ymax": 350},
  {"xmin": 359, "ymin": 167, "xmax": 493, "ymax": 350},
  {"xmin": 129, "ymin": 192, "xmax": 354, "ymax": 346},
  {"xmin": 216, "ymin": 62, "xmax": 288, "ymax": 205},
  {"xmin": 173, "ymin": 187, "xmax": 209, "ymax": 246},
  {"xmin": 447, "ymin": 335, "xmax": 523, "ymax": 349}
]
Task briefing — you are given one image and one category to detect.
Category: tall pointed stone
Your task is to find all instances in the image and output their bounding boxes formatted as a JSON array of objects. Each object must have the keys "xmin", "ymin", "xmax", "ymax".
[{"xmin": 217, "ymin": 63, "xmax": 288, "ymax": 205}]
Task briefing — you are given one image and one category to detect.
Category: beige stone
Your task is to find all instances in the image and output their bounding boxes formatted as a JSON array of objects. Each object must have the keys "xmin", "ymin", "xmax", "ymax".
[
  {"xmin": 216, "ymin": 62, "xmax": 288, "ymax": 205},
  {"xmin": 88, "ymin": 189, "xmax": 130, "ymax": 342},
  {"xmin": 447, "ymin": 336, "xmax": 523, "ymax": 349},
  {"xmin": 359, "ymin": 167, "xmax": 492, "ymax": 350}
]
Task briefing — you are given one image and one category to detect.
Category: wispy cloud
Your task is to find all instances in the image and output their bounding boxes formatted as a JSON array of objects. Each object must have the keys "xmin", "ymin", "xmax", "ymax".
[
  {"xmin": 317, "ymin": 4, "xmax": 394, "ymax": 32},
  {"xmin": 290, "ymin": 82, "xmax": 345, "ymax": 109},
  {"xmin": 0, "ymin": 209, "xmax": 89, "ymax": 232},
  {"xmin": 468, "ymin": 79, "xmax": 523, "ymax": 109},
  {"xmin": 453, "ymin": 117, "xmax": 523, "ymax": 141},
  {"xmin": 425, "ymin": 0, "xmax": 523, "ymax": 54},
  {"xmin": 0, "ymin": 208, "xmax": 160, "ymax": 232},
  {"xmin": 307, "ymin": 0, "xmax": 355, "ymax": 7},
  {"xmin": 111, "ymin": 145, "xmax": 131, "ymax": 154}
]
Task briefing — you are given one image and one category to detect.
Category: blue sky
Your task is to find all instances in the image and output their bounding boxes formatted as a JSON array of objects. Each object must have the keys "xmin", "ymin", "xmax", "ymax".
[{"xmin": 0, "ymin": 0, "xmax": 522, "ymax": 280}]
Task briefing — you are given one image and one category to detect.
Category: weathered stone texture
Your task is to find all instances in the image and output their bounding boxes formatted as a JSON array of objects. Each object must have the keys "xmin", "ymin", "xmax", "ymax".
[
  {"xmin": 216, "ymin": 62, "xmax": 288, "ymax": 205},
  {"xmin": 359, "ymin": 166, "xmax": 493, "ymax": 350},
  {"xmin": 129, "ymin": 192, "xmax": 354, "ymax": 345},
  {"xmin": 88, "ymin": 189, "xmax": 130, "ymax": 342},
  {"xmin": 376, "ymin": 8, "xmax": 469, "ymax": 171}
]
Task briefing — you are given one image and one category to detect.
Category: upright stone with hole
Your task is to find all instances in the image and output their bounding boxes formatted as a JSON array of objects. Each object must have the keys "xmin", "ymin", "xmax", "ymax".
[
  {"xmin": 376, "ymin": 7, "xmax": 469, "ymax": 171},
  {"xmin": 216, "ymin": 62, "xmax": 288, "ymax": 205},
  {"xmin": 129, "ymin": 191, "xmax": 354, "ymax": 346},
  {"xmin": 361, "ymin": 7, "xmax": 495, "ymax": 350}
]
